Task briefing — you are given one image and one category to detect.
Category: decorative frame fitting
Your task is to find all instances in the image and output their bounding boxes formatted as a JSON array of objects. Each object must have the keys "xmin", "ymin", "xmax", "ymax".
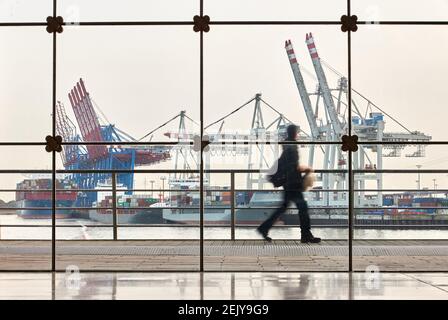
[
  {"xmin": 193, "ymin": 15, "xmax": 210, "ymax": 32},
  {"xmin": 340, "ymin": 15, "xmax": 358, "ymax": 32},
  {"xmin": 341, "ymin": 134, "xmax": 358, "ymax": 152},
  {"xmin": 45, "ymin": 135, "xmax": 63, "ymax": 152},
  {"xmin": 46, "ymin": 16, "xmax": 64, "ymax": 33}
]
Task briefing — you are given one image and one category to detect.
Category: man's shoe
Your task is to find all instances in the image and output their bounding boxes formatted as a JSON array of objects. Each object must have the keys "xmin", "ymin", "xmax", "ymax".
[
  {"xmin": 256, "ymin": 227, "xmax": 272, "ymax": 242},
  {"xmin": 301, "ymin": 233, "xmax": 321, "ymax": 244}
]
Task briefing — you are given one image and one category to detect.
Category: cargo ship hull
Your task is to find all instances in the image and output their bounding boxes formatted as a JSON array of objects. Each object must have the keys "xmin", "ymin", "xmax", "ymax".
[
  {"xmin": 88, "ymin": 186, "xmax": 165, "ymax": 224},
  {"xmin": 163, "ymin": 207, "xmax": 284, "ymax": 225},
  {"xmin": 89, "ymin": 208, "xmax": 165, "ymax": 224},
  {"xmin": 162, "ymin": 191, "xmax": 448, "ymax": 226},
  {"xmin": 15, "ymin": 178, "xmax": 78, "ymax": 219},
  {"xmin": 16, "ymin": 199, "xmax": 74, "ymax": 219},
  {"xmin": 162, "ymin": 207, "xmax": 348, "ymax": 225},
  {"xmin": 154, "ymin": 177, "xmax": 448, "ymax": 226},
  {"xmin": 163, "ymin": 207, "xmax": 448, "ymax": 226}
]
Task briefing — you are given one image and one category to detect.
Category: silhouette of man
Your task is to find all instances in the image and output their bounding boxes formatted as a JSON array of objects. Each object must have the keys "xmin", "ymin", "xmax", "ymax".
[{"xmin": 257, "ymin": 124, "xmax": 321, "ymax": 243}]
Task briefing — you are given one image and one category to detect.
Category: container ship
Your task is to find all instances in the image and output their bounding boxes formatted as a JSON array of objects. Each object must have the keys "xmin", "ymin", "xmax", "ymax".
[
  {"xmin": 162, "ymin": 178, "xmax": 448, "ymax": 226},
  {"xmin": 16, "ymin": 177, "xmax": 78, "ymax": 219},
  {"xmin": 88, "ymin": 182, "xmax": 166, "ymax": 224},
  {"xmin": 162, "ymin": 178, "xmax": 287, "ymax": 225}
]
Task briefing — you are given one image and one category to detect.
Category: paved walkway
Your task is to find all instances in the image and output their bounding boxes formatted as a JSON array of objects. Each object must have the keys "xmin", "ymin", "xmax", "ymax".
[{"xmin": 1, "ymin": 240, "xmax": 448, "ymax": 271}]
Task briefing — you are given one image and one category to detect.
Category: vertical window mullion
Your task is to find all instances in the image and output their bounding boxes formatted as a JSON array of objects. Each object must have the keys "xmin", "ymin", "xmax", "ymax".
[
  {"xmin": 347, "ymin": 0, "xmax": 354, "ymax": 272},
  {"xmin": 199, "ymin": 0, "xmax": 204, "ymax": 272},
  {"xmin": 51, "ymin": 0, "xmax": 57, "ymax": 272}
]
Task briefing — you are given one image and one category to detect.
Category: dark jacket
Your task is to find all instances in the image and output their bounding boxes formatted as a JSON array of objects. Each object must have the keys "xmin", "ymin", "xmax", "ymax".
[{"xmin": 281, "ymin": 142, "xmax": 303, "ymax": 190}]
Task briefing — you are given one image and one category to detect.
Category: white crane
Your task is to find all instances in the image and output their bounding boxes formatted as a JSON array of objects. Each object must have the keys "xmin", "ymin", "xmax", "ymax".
[
  {"xmin": 305, "ymin": 33, "xmax": 344, "ymax": 135},
  {"xmin": 285, "ymin": 39, "xmax": 322, "ymax": 169},
  {"xmin": 287, "ymin": 33, "xmax": 431, "ymax": 208},
  {"xmin": 304, "ymin": 33, "xmax": 347, "ymax": 206}
]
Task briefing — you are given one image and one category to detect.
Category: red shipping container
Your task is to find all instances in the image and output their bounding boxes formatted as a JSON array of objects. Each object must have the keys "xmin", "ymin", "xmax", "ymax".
[{"xmin": 421, "ymin": 202, "xmax": 437, "ymax": 207}]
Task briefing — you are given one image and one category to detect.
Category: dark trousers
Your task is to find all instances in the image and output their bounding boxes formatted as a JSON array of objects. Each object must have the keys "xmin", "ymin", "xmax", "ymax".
[{"xmin": 259, "ymin": 188, "xmax": 311, "ymax": 235}]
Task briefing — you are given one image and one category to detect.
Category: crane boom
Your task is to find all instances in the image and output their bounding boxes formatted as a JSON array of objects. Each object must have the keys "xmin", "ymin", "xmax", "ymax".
[
  {"xmin": 68, "ymin": 78, "xmax": 108, "ymax": 160},
  {"xmin": 285, "ymin": 40, "xmax": 320, "ymax": 138},
  {"xmin": 305, "ymin": 33, "xmax": 344, "ymax": 135},
  {"xmin": 55, "ymin": 101, "xmax": 78, "ymax": 166}
]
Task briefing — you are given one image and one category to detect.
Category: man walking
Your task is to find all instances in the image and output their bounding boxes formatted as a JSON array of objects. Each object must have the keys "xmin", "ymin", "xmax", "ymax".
[{"xmin": 257, "ymin": 124, "xmax": 321, "ymax": 243}]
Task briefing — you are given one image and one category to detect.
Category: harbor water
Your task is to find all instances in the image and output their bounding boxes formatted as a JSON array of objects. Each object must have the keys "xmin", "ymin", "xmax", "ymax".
[{"xmin": 0, "ymin": 214, "xmax": 447, "ymax": 240}]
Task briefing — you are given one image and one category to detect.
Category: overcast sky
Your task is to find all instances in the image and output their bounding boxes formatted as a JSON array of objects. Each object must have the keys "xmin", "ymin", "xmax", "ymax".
[{"xmin": 1, "ymin": 1, "xmax": 448, "ymax": 200}]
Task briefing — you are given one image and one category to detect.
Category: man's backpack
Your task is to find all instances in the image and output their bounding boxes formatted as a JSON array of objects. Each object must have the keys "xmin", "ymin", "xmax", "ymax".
[{"xmin": 266, "ymin": 154, "xmax": 286, "ymax": 188}]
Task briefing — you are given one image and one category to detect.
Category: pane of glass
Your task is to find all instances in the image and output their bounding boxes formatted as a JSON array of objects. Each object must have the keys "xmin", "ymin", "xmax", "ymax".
[
  {"xmin": 117, "ymin": 172, "xmax": 195, "ymax": 230},
  {"xmin": 58, "ymin": 0, "xmax": 197, "ymax": 22},
  {"xmin": 57, "ymin": 26, "xmax": 199, "ymax": 142},
  {"xmin": 0, "ymin": 0, "xmax": 51, "ymax": 22},
  {"xmin": 353, "ymin": 26, "xmax": 448, "ymax": 271},
  {"xmin": 354, "ymin": 145, "xmax": 448, "ymax": 170},
  {"xmin": 354, "ymin": 170, "xmax": 448, "ymax": 235},
  {"xmin": 56, "ymin": 26, "xmax": 199, "ymax": 270},
  {"xmin": 55, "ymin": 143, "xmax": 200, "ymax": 270},
  {"xmin": 0, "ymin": 145, "xmax": 51, "ymax": 170},
  {"xmin": 205, "ymin": 0, "xmax": 346, "ymax": 20},
  {"xmin": 205, "ymin": 145, "xmax": 349, "ymax": 271},
  {"xmin": 0, "ymin": 147, "xmax": 51, "ymax": 270},
  {"xmin": 354, "ymin": 171, "xmax": 448, "ymax": 272},
  {"xmin": 353, "ymin": 26, "xmax": 446, "ymax": 142},
  {"xmin": 205, "ymin": 26, "xmax": 348, "ymax": 271},
  {"xmin": 205, "ymin": 26, "xmax": 348, "ymax": 143},
  {"xmin": 353, "ymin": 0, "xmax": 448, "ymax": 21},
  {"xmin": 353, "ymin": 146, "xmax": 448, "ymax": 238},
  {"xmin": 0, "ymin": 27, "xmax": 52, "ymax": 142},
  {"xmin": 55, "ymin": 171, "xmax": 114, "ymax": 241}
]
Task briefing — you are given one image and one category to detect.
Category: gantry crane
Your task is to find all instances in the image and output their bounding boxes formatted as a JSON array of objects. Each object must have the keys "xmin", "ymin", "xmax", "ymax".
[
  {"xmin": 285, "ymin": 39, "xmax": 322, "ymax": 169},
  {"xmin": 304, "ymin": 33, "xmax": 347, "ymax": 206},
  {"xmin": 286, "ymin": 34, "xmax": 432, "ymax": 208},
  {"xmin": 160, "ymin": 94, "xmax": 295, "ymax": 190},
  {"xmin": 56, "ymin": 78, "xmax": 171, "ymax": 206}
]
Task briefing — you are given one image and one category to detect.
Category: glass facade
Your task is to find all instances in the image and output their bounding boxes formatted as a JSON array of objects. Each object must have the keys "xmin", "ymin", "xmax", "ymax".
[{"xmin": 0, "ymin": 1, "xmax": 447, "ymax": 272}]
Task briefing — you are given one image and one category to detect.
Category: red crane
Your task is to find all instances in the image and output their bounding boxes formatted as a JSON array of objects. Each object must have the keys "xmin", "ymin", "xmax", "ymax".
[{"xmin": 68, "ymin": 78, "xmax": 108, "ymax": 160}]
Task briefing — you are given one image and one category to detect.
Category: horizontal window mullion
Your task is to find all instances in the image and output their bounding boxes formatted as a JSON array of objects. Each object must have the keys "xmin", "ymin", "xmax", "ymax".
[
  {"xmin": 357, "ymin": 21, "xmax": 448, "ymax": 25},
  {"xmin": 63, "ymin": 21, "xmax": 194, "ymax": 26},
  {"xmin": 0, "ymin": 22, "xmax": 47, "ymax": 27},
  {"xmin": 4, "ymin": 141, "xmax": 448, "ymax": 146},
  {"xmin": 358, "ymin": 141, "xmax": 448, "ymax": 145},
  {"xmin": 0, "ymin": 142, "xmax": 47, "ymax": 146},
  {"xmin": 209, "ymin": 21, "xmax": 341, "ymax": 25},
  {"xmin": 1, "ymin": 20, "xmax": 447, "ymax": 28}
]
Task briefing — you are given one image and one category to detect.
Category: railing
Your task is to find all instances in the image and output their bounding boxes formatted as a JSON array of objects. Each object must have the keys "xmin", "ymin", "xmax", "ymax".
[{"xmin": 1, "ymin": 168, "xmax": 448, "ymax": 241}]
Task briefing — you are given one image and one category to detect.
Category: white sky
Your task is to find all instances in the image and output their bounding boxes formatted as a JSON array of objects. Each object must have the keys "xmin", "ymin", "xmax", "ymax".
[
  {"xmin": 1, "ymin": 1, "xmax": 448, "ymax": 200},
  {"xmin": 1, "ymin": 1, "xmax": 448, "ymax": 21}
]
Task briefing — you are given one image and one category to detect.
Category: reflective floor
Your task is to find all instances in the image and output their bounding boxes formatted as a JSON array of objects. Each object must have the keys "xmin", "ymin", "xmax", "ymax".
[{"xmin": 0, "ymin": 272, "xmax": 448, "ymax": 300}]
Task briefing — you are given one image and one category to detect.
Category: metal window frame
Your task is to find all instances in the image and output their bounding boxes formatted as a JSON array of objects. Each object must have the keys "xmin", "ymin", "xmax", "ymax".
[{"xmin": 0, "ymin": 0, "xmax": 447, "ymax": 272}]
